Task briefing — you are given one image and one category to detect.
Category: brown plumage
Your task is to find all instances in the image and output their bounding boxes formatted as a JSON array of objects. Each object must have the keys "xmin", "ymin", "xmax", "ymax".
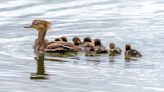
[
  {"xmin": 108, "ymin": 43, "xmax": 122, "ymax": 56},
  {"xmin": 94, "ymin": 39, "xmax": 107, "ymax": 54},
  {"xmin": 73, "ymin": 37, "xmax": 81, "ymax": 46},
  {"xmin": 25, "ymin": 20, "xmax": 78, "ymax": 54},
  {"xmin": 82, "ymin": 37, "xmax": 94, "ymax": 52},
  {"xmin": 125, "ymin": 44, "xmax": 142, "ymax": 58},
  {"xmin": 61, "ymin": 36, "xmax": 68, "ymax": 42}
]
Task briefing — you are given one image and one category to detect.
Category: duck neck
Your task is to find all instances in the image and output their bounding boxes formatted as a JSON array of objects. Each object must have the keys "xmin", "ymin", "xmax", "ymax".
[{"xmin": 37, "ymin": 29, "xmax": 47, "ymax": 51}]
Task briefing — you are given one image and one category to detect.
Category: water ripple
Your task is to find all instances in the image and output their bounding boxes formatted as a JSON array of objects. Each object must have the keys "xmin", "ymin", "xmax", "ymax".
[{"xmin": 1, "ymin": 0, "xmax": 164, "ymax": 92}]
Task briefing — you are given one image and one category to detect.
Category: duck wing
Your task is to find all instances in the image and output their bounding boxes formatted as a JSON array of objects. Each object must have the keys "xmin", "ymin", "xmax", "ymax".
[
  {"xmin": 127, "ymin": 49, "xmax": 142, "ymax": 57},
  {"xmin": 95, "ymin": 46, "xmax": 107, "ymax": 54},
  {"xmin": 44, "ymin": 42, "xmax": 77, "ymax": 53}
]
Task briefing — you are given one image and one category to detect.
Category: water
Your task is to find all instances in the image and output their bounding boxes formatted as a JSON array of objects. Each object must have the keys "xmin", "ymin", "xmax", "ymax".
[{"xmin": 0, "ymin": 0, "xmax": 164, "ymax": 92}]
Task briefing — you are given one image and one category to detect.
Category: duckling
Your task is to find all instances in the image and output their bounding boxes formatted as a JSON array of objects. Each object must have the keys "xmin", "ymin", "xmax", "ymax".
[
  {"xmin": 72, "ymin": 37, "xmax": 83, "ymax": 51},
  {"xmin": 108, "ymin": 43, "xmax": 122, "ymax": 56},
  {"xmin": 54, "ymin": 36, "xmax": 67, "ymax": 42},
  {"xmin": 54, "ymin": 38, "xmax": 63, "ymax": 42},
  {"xmin": 84, "ymin": 43, "xmax": 95, "ymax": 52},
  {"xmin": 125, "ymin": 44, "xmax": 142, "ymax": 59},
  {"xmin": 80, "ymin": 37, "xmax": 96, "ymax": 56},
  {"xmin": 73, "ymin": 37, "xmax": 81, "ymax": 46},
  {"xmin": 82, "ymin": 37, "xmax": 94, "ymax": 52},
  {"xmin": 84, "ymin": 43, "xmax": 95, "ymax": 56},
  {"xmin": 94, "ymin": 39, "xmax": 108, "ymax": 54},
  {"xmin": 83, "ymin": 37, "xmax": 92, "ymax": 43},
  {"xmin": 61, "ymin": 36, "xmax": 67, "ymax": 42},
  {"xmin": 25, "ymin": 20, "xmax": 78, "ymax": 55}
]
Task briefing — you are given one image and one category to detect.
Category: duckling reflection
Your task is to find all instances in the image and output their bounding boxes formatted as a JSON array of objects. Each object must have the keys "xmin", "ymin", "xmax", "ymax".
[
  {"xmin": 108, "ymin": 56, "xmax": 116, "ymax": 62},
  {"xmin": 31, "ymin": 53, "xmax": 48, "ymax": 79}
]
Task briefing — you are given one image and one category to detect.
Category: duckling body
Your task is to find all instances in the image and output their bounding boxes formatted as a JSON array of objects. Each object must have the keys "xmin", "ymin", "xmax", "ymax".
[
  {"xmin": 84, "ymin": 43, "xmax": 96, "ymax": 56},
  {"xmin": 94, "ymin": 46, "xmax": 108, "ymax": 54},
  {"xmin": 83, "ymin": 42, "xmax": 95, "ymax": 52},
  {"xmin": 108, "ymin": 43, "xmax": 122, "ymax": 56},
  {"xmin": 72, "ymin": 37, "xmax": 83, "ymax": 51},
  {"xmin": 108, "ymin": 48, "xmax": 122, "ymax": 56},
  {"xmin": 125, "ymin": 44, "xmax": 142, "ymax": 60},
  {"xmin": 81, "ymin": 37, "xmax": 94, "ymax": 52},
  {"xmin": 80, "ymin": 37, "xmax": 97, "ymax": 56},
  {"xmin": 125, "ymin": 49, "xmax": 142, "ymax": 57},
  {"xmin": 94, "ymin": 39, "xmax": 107, "ymax": 54}
]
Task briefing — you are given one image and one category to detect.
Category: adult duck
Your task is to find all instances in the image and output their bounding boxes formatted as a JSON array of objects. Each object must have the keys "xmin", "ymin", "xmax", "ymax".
[{"xmin": 25, "ymin": 20, "xmax": 78, "ymax": 55}]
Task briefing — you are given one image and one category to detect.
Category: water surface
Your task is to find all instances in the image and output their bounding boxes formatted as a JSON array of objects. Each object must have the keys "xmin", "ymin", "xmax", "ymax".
[{"xmin": 0, "ymin": 0, "xmax": 164, "ymax": 92}]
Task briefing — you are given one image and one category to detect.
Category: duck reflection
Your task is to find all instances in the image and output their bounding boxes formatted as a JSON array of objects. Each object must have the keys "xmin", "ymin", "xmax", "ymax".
[
  {"xmin": 31, "ymin": 52, "xmax": 48, "ymax": 80},
  {"xmin": 108, "ymin": 56, "xmax": 116, "ymax": 62}
]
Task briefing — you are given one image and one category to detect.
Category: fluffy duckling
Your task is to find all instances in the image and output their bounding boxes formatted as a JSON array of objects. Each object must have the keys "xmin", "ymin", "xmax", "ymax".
[
  {"xmin": 25, "ymin": 20, "xmax": 78, "ymax": 54},
  {"xmin": 61, "ymin": 36, "xmax": 67, "ymax": 42},
  {"xmin": 83, "ymin": 37, "xmax": 92, "ymax": 43},
  {"xmin": 94, "ymin": 39, "xmax": 108, "ymax": 54},
  {"xmin": 54, "ymin": 36, "xmax": 67, "ymax": 43},
  {"xmin": 125, "ymin": 44, "xmax": 142, "ymax": 58},
  {"xmin": 72, "ymin": 37, "xmax": 83, "ymax": 51},
  {"xmin": 108, "ymin": 43, "xmax": 122, "ymax": 56},
  {"xmin": 80, "ymin": 37, "xmax": 97, "ymax": 56},
  {"xmin": 73, "ymin": 37, "xmax": 81, "ymax": 46},
  {"xmin": 82, "ymin": 37, "xmax": 94, "ymax": 52},
  {"xmin": 54, "ymin": 38, "xmax": 63, "ymax": 42}
]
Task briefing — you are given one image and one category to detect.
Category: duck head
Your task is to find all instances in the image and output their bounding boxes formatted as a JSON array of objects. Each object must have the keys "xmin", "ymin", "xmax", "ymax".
[
  {"xmin": 83, "ymin": 37, "xmax": 92, "ymax": 43},
  {"xmin": 94, "ymin": 39, "xmax": 101, "ymax": 46},
  {"xmin": 109, "ymin": 43, "xmax": 115, "ymax": 49},
  {"xmin": 25, "ymin": 20, "xmax": 51, "ymax": 31},
  {"xmin": 73, "ymin": 37, "xmax": 81, "ymax": 46},
  {"xmin": 125, "ymin": 44, "xmax": 131, "ymax": 51},
  {"xmin": 25, "ymin": 20, "xmax": 51, "ymax": 52},
  {"xmin": 61, "ymin": 36, "xmax": 68, "ymax": 42}
]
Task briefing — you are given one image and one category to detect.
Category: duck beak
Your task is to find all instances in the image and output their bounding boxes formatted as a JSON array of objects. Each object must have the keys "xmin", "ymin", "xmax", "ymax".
[{"xmin": 24, "ymin": 25, "xmax": 32, "ymax": 28}]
